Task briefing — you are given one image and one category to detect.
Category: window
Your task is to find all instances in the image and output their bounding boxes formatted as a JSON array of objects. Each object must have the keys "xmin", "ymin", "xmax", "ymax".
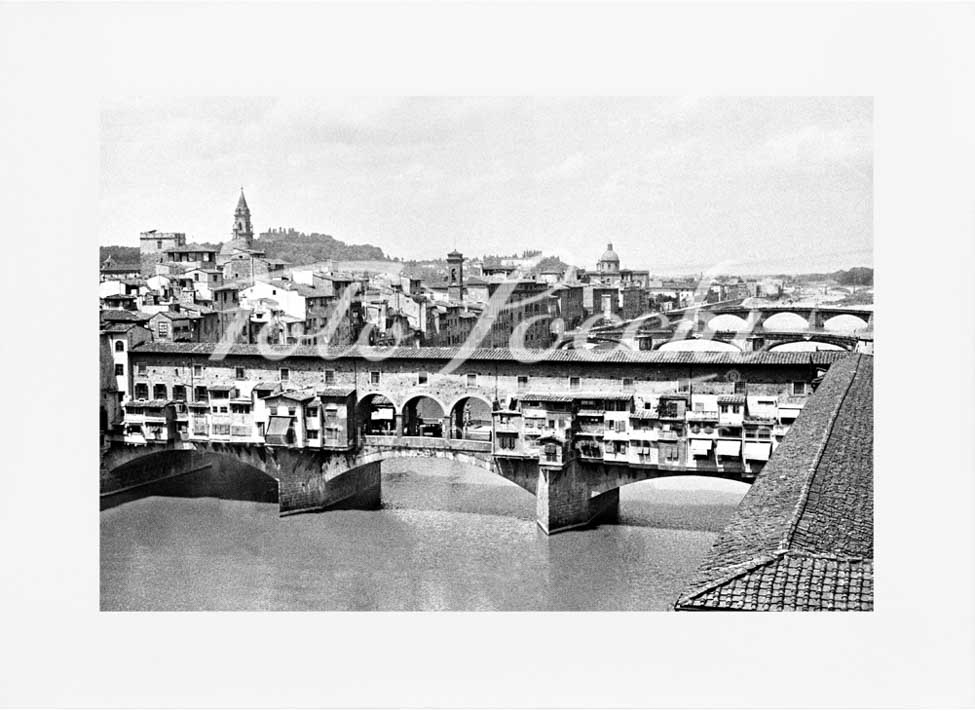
[
  {"xmin": 172, "ymin": 385, "xmax": 186, "ymax": 401},
  {"xmin": 212, "ymin": 406, "xmax": 219, "ymax": 413},
  {"xmin": 136, "ymin": 363, "xmax": 147, "ymax": 376},
  {"xmin": 325, "ymin": 369, "xmax": 335, "ymax": 385},
  {"xmin": 235, "ymin": 367, "xmax": 245, "ymax": 379},
  {"xmin": 193, "ymin": 365, "xmax": 202, "ymax": 376},
  {"xmin": 288, "ymin": 407, "xmax": 296, "ymax": 417},
  {"xmin": 306, "ymin": 430, "xmax": 319, "ymax": 440},
  {"xmin": 156, "ymin": 240, "xmax": 162, "ymax": 250},
  {"xmin": 280, "ymin": 368, "xmax": 290, "ymax": 381},
  {"xmin": 134, "ymin": 383, "xmax": 149, "ymax": 400},
  {"xmin": 792, "ymin": 382, "xmax": 808, "ymax": 396},
  {"xmin": 212, "ymin": 423, "xmax": 231, "ymax": 436},
  {"xmin": 544, "ymin": 444, "xmax": 558, "ymax": 462},
  {"xmin": 220, "ymin": 406, "xmax": 228, "ymax": 413},
  {"xmin": 734, "ymin": 380, "xmax": 747, "ymax": 394},
  {"xmin": 418, "ymin": 372, "xmax": 428, "ymax": 385},
  {"xmin": 569, "ymin": 376, "xmax": 580, "ymax": 390},
  {"xmin": 622, "ymin": 378, "xmax": 634, "ymax": 387},
  {"xmin": 370, "ymin": 371, "xmax": 380, "ymax": 385},
  {"xmin": 114, "ymin": 340, "xmax": 125, "ymax": 352},
  {"xmin": 115, "ymin": 364, "xmax": 124, "ymax": 376},
  {"xmin": 157, "ymin": 321, "xmax": 169, "ymax": 337},
  {"xmin": 517, "ymin": 375, "xmax": 529, "ymax": 390},
  {"xmin": 306, "ymin": 407, "xmax": 318, "ymax": 419},
  {"xmin": 678, "ymin": 379, "xmax": 691, "ymax": 393},
  {"xmin": 467, "ymin": 373, "xmax": 477, "ymax": 387},
  {"xmin": 153, "ymin": 384, "xmax": 167, "ymax": 400},
  {"xmin": 194, "ymin": 386, "xmax": 207, "ymax": 402}
]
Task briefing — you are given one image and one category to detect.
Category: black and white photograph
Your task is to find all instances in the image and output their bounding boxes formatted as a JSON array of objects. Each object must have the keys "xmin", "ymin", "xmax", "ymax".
[
  {"xmin": 98, "ymin": 96, "xmax": 874, "ymax": 612},
  {"xmin": 3, "ymin": 3, "xmax": 974, "ymax": 708}
]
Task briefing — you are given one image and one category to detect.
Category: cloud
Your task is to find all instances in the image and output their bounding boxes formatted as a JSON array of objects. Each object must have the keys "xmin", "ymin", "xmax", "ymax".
[{"xmin": 750, "ymin": 124, "xmax": 871, "ymax": 170}]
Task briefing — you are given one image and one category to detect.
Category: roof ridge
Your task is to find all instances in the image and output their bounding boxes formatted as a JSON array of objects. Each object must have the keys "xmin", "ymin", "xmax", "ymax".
[
  {"xmin": 776, "ymin": 354, "xmax": 862, "ymax": 553},
  {"xmin": 675, "ymin": 551, "xmax": 784, "ymax": 608}
]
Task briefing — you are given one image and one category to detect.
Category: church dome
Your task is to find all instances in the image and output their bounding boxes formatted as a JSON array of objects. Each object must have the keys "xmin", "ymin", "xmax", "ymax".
[{"xmin": 597, "ymin": 242, "xmax": 620, "ymax": 272}]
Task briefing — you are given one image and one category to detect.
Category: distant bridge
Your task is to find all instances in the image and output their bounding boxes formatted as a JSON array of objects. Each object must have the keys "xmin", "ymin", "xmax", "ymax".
[{"xmin": 558, "ymin": 303, "xmax": 873, "ymax": 352}]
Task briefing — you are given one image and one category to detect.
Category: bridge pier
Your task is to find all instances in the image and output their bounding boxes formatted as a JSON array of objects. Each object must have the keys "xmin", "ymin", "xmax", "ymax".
[
  {"xmin": 278, "ymin": 460, "xmax": 381, "ymax": 516},
  {"xmin": 535, "ymin": 460, "xmax": 620, "ymax": 534}
]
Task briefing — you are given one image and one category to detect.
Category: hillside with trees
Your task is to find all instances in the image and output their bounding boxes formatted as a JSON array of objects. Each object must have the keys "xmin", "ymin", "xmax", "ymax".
[
  {"xmin": 786, "ymin": 266, "xmax": 873, "ymax": 285},
  {"xmin": 257, "ymin": 228, "xmax": 388, "ymax": 264},
  {"xmin": 99, "ymin": 245, "xmax": 140, "ymax": 264}
]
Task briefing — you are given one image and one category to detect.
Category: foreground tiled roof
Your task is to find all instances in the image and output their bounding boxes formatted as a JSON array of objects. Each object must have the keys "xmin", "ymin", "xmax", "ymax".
[
  {"xmin": 130, "ymin": 341, "xmax": 850, "ymax": 367},
  {"xmin": 675, "ymin": 354, "xmax": 873, "ymax": 611}
]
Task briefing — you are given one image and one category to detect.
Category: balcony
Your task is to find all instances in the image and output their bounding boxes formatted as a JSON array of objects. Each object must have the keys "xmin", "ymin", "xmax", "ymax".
[
  {"xmin": 576, "ymin": 421, "xmax": 605, "ymax": 435},
  {"xmin": 686, "ymin": 410, "xmax": 719, "ymax": 422}
]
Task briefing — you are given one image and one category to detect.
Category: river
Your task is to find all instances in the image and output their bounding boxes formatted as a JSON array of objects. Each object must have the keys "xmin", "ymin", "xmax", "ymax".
[{"xmin": 100, "ymin": 459, "xmax": 746, "ymax": 611}]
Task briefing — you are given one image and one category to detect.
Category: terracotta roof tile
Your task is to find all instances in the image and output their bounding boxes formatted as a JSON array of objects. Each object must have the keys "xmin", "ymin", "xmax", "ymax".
[
  {"xmin": 675, "ymin": 354, "xmax": 873, "ymax": 612},
  {"xmin": 129, "ymin": 341, "xmax": 852, "ymax": 368}
]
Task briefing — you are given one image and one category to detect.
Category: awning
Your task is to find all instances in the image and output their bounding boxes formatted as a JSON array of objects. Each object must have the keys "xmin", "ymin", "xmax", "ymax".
[
  {"xmin": 689, "ymin": 439, "xmax": 713, "ymax": 454},
  {"xmin": 371, "ymin": 408, "xmax": 394, "ymax": 420},
  {"xmin": 716, "ymin": 440, "xmax": 741, "ymax": 457},
  {"xmin": 744, "ymin": 441, "xmax": 772, "ymax": 461},
  {"xmin": 266, "ymin": 416, "xmax": 292, "ymax": 437}
]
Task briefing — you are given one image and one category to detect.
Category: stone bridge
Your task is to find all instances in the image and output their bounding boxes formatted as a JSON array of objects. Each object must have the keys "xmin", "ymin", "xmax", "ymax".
[
  {"xmin": 559, "ymin": 304, "xmax": 873, "ymax": 352},
  {"xmin": 100, "ymin": 436, "xmax": 750, "ymax": 535}
]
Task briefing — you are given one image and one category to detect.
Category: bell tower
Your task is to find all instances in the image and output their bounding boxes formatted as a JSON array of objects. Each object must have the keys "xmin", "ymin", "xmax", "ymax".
[
  {"xmin": 232, "ymin": 187, "xmax": 254, "ymax": 247},
  {"xmin": 447, "ymin": 249, "xmax": 464, "ymax": 302}
]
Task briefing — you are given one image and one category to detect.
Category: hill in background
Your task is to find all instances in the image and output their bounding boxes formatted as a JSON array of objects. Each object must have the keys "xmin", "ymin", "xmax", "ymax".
[
  {"xmin": 257, "ymin": 228, "xmax": 388, "ymax": 264},
  {"xmin": 99, "ymin": 229, "xmax": 389, "ymax": 268}
]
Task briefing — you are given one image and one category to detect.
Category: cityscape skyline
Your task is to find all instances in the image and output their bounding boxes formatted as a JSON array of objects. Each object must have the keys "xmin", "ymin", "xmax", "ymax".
[{"xmin": 100, "ymin": 96, "xmax": 872, "ymax": 275}]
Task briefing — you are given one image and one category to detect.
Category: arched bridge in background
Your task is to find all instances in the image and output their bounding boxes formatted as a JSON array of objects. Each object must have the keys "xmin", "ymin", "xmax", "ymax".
[{"xmin": 558, "ymin": 304, "xmax": 873, "ymax": 352}]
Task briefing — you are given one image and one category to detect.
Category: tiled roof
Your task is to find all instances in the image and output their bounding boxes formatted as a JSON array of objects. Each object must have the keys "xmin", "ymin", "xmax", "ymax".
[
  {"xmin": 129, "ymin": 341, "xmax": 852, "ymax": 367},
  {"xmin": 522, "ymin": 391, "xmax": 631, "ymax": 403},
  {"xmin": 165, "ymin": 244, "xmax": 217, "ymax": 253},
  {"xmin": 101, "ymin": 309, "xmax": 151, "ymax": 322},
  {"xmin": 100, "ymin": 322, "xmax": 139, "ymax": 334},
  {"xmin": 318, "ymin": 386, "xmax": 357, "ymax": 398},
  {"xmin": 674, "ymin": 354, "xmax": 873, "ymax": 612},
  {"xmin": 125, "ymin": 399, "xmax": 171, "ymax": 409},
  {"xmin": 265, "ymin": 390, "xmax": 316, "ymax": 403},
  {"xmin": 717, "ymin": 393, "xmax": 746, "ymax": 404}
]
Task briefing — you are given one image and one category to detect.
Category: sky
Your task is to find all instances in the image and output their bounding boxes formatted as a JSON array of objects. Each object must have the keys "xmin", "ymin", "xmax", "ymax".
[{"xmin": 100, "ymin": 96, "xmax": 872, "ymax": 275}]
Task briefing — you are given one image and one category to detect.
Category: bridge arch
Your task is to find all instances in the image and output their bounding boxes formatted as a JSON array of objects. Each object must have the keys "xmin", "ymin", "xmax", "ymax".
[
  {"xmin": 655, "ymin": 338, "xmax": 741, "ymax": 352},
  {"xmin": 401, "ymin": 393, "xmax": 448, "ymax": 437},
  {"xmin": 101, "ymin": 445, "xmax": 281, "ymax": 510},
  {"xmin": 447, "ymin": 394, "xmax": 494, "ymax": 441},
  {"xmin": 761, "ymin": 312, "xmax": 809, "ymax": 331},
  {"xmin": 707, "ymin": 313, "xmax": 750, "ymax": 332},
  {"xmin": 823, "ymin": 314, "xmax": 869, "ymax": 332},
  {"xmin": 767, "ymin": 339, "xmax": 848, "ymax": 352},
  {"xmin": 357, "ymin": 392, "xmax": 398, "ymax": 435}
]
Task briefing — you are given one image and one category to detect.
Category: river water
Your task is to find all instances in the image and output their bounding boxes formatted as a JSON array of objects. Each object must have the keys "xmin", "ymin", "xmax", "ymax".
[{"xmin": 100, "ymin": 459, "xmax": 745, "ymax": 611}]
